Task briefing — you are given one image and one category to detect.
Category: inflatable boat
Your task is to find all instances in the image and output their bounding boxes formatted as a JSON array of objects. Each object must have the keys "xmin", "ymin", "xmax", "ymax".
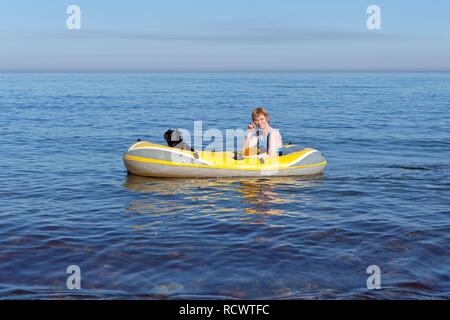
[{"xmin": 123, "ymin": 141, "xmax": 327, "ymax": 178}]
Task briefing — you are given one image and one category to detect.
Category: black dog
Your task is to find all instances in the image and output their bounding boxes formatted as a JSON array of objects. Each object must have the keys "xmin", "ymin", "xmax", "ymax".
[{"xmin": 164, "ymin": 129, "xmax": 194, "ymax": 152}]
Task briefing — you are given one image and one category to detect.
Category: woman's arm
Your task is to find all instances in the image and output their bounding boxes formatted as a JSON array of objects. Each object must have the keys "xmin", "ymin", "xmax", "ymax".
[
  {"xmin": 266, "ymin": 129, "xmax": 281, "ymax": 158},
  {"xmin": 242, "ymin": 130, "xmax": 257, "ymax": 154}
]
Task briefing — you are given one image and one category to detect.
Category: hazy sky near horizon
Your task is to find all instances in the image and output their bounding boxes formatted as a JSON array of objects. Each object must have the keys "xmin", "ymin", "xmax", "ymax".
[{"xmin": 1, "ymin": 0, "xmax": 449, "ymax": 71}]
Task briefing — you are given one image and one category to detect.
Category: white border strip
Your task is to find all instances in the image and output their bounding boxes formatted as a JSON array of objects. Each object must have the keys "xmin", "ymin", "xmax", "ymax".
[{"xmin": 285, "ymin": 149, "xmax": 319, "ymax": 167}]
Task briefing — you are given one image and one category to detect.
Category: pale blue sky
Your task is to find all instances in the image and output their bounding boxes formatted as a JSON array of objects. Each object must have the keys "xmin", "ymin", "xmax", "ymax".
[{"xmin": 1, "ymin": 0, "xmax": 449, "ymax": 71}]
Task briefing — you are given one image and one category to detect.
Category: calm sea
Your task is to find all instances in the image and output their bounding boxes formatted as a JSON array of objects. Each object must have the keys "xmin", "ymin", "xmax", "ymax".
[{"xmin": 0, "ymin": 72, "xmax": 449, "ymax": 299}]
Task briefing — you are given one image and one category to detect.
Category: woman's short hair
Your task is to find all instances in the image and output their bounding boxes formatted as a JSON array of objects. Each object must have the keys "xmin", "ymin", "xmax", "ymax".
[{"xmin": 251, "ymin": 107, "xmax": 270, "ymax": 120}]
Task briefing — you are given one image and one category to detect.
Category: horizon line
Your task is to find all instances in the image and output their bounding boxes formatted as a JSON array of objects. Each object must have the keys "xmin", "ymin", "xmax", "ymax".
[{"xmin": 2, "ymin": 69, "xmax": 450, "ymax": 73}]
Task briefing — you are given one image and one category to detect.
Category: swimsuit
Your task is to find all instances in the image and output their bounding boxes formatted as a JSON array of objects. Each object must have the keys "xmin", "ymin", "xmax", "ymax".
[{"xmin": 256, "ymin": 129, "xmax": 283, "ymax": 156}]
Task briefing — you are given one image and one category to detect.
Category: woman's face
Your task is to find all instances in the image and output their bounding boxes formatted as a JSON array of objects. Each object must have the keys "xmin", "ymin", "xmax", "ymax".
[{"xmin": 253, "ymin": 114, "xmax": 269, "ymax": 129}]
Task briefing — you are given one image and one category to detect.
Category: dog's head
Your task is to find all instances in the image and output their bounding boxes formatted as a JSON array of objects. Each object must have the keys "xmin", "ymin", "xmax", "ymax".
[{"xmin": 164, "ymin": 129, "xmax": 183, "ymax": 147}]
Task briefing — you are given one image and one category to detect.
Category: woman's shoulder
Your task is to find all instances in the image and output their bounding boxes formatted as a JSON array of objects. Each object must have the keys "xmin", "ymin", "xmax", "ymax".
[{"xmin": 270, "ymin": 128, "xmax": 282, "ymax": 136}]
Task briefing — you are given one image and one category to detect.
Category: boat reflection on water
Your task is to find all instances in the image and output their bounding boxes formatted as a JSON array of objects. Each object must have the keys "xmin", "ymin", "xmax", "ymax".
[
  {"xmin": 123, "ymin": 173, "xmax": 324, "ymax": 217},
  {"xmin": 237, "ymin": 177, "xmax": 322, "ymax": 216}
]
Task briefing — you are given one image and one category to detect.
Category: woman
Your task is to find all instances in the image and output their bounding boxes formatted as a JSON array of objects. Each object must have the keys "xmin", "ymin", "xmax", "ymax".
[{"xmin": 242, "ymin": 107, "xmax": 283, "ymax": 158}]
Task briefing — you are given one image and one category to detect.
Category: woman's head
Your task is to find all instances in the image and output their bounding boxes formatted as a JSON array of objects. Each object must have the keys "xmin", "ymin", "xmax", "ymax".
[{"xmin": 251, "ymin": 107, "xmax": 270, "ymax": 129}]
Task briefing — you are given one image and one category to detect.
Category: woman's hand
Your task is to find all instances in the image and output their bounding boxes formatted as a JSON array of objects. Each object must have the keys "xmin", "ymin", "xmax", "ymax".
[{"xmin": 246, "ymin": 123, "xmax": 256, "ymax": 137}]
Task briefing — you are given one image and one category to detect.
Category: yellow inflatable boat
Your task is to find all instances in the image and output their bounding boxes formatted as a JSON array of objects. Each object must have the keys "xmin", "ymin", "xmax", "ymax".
[{"xmin": 123, "ymin": 141, "xmax": 327, "ymax": 178}]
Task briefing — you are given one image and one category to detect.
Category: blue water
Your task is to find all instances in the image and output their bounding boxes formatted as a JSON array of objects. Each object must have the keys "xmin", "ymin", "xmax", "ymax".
[{"xmin": 0, "ymin": 72, "xmax": 449, "ymax": 299}]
